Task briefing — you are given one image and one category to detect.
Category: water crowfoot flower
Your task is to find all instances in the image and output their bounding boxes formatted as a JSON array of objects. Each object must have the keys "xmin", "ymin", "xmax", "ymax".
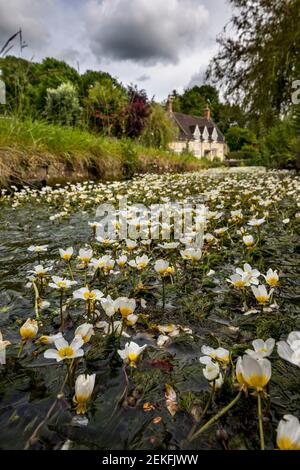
[
  {"xmin": 19, "ymin": 318, "xmax": 39, "ymax": 357},
  {"xmin": 73, "ymin": 373, "xmax": 96, "ymax": 415},
  {"xmin": 118, "ymin": 341, "xmax": 147, "ymax": 368},
  {"xmin": 277, "ymin": 415, "xmax": 300, "ymax": 450},
  {"xmin": 251, "ymin": 285, "xmax": 274, "ymax": 305},
  {"xmin": 236, "ymin": 264, "xmax": 260, "ymax": 285},
  {"xmin": 73, "ymin": 287, "xmax": 104, "ymax": 321},
  {"xmin": 277, "ymin": 331, "xmax": 300, "ymax": 367},
  {"xmin": 154, "ymin": 260, "xmax": 175, "ymax": 308},
  {"xmin": 264, "ymin": 268, "xmax": 279, "ymax": 287},
  {"xmin": 245, "ymin": 338, "xmax": 275, "ymax": 360},
  {"xmin": 44, "ymin": 336, "xmax": 84, "ymax": 362},
  {"xmin": 75, "ymin": 323, "xmax": 94, "ymax": 343}
]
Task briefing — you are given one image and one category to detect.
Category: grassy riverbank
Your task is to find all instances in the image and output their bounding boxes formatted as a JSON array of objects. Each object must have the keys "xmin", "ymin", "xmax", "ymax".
[{"xmin": 0, "ymin": 117, "xmax": 220, "ymax": 187}]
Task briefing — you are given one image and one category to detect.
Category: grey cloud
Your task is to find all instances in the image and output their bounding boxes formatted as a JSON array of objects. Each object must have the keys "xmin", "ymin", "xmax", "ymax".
[
  {"xmin": 136, "ymin": 74, "xmax": 150, "ymax": 82},
  {"xmin": 187, "ymin": 68, "xmax": 207, "ymax": 89},
  {"xmin": 85, "ymin": 0, "xmax": 209, "ymax": 66},
  {"xmin": 0, "ymin": 0, "xmax": 52, "ymax": 53}
]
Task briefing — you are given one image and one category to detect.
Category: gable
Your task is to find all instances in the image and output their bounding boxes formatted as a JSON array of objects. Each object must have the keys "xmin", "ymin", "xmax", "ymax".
[{"xmin": 172, "ymin": 112, "xmax": 225, "ymax": 143}]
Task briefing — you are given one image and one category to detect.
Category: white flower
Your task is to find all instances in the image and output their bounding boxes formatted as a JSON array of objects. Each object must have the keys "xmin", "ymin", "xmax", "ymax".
[
  {"xmin": 116, "ymin": 255, "xmax": 127, "ymax": 268},
  {"xmin": 59, "ymin": 247, "xmax": 74, "ymax": 261},
  {"xmin": 243, "ymin": 235, "xmax": 254, "ymax": 247},
  {"xmin": 20, "ymin": 318, "xmax": 39, "ymax": 340},
  {"xmin": 78, "ymin": 248, "xmax": 93, "ymax": 264},
  {"xmin": 248, "ymin": 218, "xmax": 265, "ymax": 227},
  {"xmin": 236, "ymin": 264, "xmax": 260, "ymax": 285},
  {"xmin": 28, "ymin": 245, "xmax": 48, "ymax": 253},
  {"xmin": 154, "ymin": 259, "xmax": 175, "ymax": 276},
  {"xmin": 118, "ymin": 341, "xmax": 147, "ymax": 368},
  {"xmin": 277, "ymin": 331, "xmax": 300, "ymax": 367},
  {"xmin": 213, "ymin": 373, "xmax": 224, "ymax": 390},
  {"xmin": 90, "ymin": 255, "xmax": 115, "ymax": 273},
  {"xmin": 115, "ymin": 297, "xmax": 136, "ymax": 317},
  {"xmin": 74, "ymin": 373, "xmax": 96, "ymax": 414},
  {"xmin": 126, "ymin": 314, "xmax": 138, "ymax": 326},
  {"xmin": 245, "ymin": 338, "xmax": 275, "ymax": 359},
  {"xmin": 251, "ymin": 285, "xmax": 274, "ymax": 304},
  {"xmin": 203, "ymin": 361, "xmax": 220, "ymax": 381},
  {"xmin": 100, "ymin": 295, "xmax": 118, "ymax": 317},
  {"xmin": 235, "ymin": 355, "xmax": 271, "ymax": 391},
  {"xmin": 75, "ymin": 323, "xmax": 94, "ymax": 343},
  {"xmin": 277, "ymin": 415, "xmax": 300, "ymax": 450},
  {"xmin": 126, "ymin": 239, "xmax": 137, "ymax": 251},
  {"xmin": 128, "ymin": 255, "xmax": 150, "ymax": 270},
  {"xmin": 44, "ymin": 336, "xmax": 84, "ymax": 362},
  {"xmin": 38, "ymin": 332, "xmax": 63, "ymax": 344},
  {"xmin": 282, "ymin": 218, "xmax": 290, "ymax": 225},
  {"xmin": 264, "ymin": 268, "xmax": 279, "ymax": 287},
  {"xmin": 157, "ymin": 242, "xmax": 179, "ymax": 250},
  {"xmin": 180, "ymin": 248, "xmax": 202, "ymax": 262},
  {"xmin": 29, "ymin": 265, "xmax": 51, "ymax": 277},
  {"xmin": 227, "ymin": 273, "xmax": 251, "ymax": 289},
  {"xmin": 200, "ymin": 345, "xmax": 230, "ymax": 365},
  {"xmin": 73, "ymin": 287, "xmax": 104, "ymax": 302},
  {"xmin": 49, "ymin": 275, "xmax": 77, "ymax": 290}
]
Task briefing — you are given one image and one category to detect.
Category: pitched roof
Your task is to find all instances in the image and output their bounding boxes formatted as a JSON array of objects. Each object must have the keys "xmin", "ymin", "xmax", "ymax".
[{"xmin": 171, "ymin": 111, "xmax": 225, "ymax": 143}]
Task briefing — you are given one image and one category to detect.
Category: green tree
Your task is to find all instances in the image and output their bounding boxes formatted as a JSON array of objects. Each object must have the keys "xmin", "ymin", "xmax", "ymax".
[
  {"xmin": 208, "ymin": 0, "xmax": 300, "ymax": 132},
  {"xmin": 84, "ymin": 78, "xmax": 128, "ymax": 135},
  {"xmin": 45, "ymin": 82, "xmax": 81, "ymax": 126},
  {"xmin": 172, "ymin": 85, "xmax": 220, "ymax": 118},
  {"xmin": 141, "ymin": 103, "xmax": 178, "ymax": 148},
  {"xmin": 225, "ymin": 126, "xmax": 257, "ymax": 151}
]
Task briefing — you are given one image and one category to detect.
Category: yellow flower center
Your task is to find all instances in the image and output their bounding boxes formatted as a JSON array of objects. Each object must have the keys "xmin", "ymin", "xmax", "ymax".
[
  {"xmin": 57, "ymin": 281, "xmax": 67, "ymax": 289},
  {"xmin": 267, "ymin": 278, "xmax": 278, "ymax": 287},
  {"xmin": 58, "ymin": 346, "xmax": 74, "ymax": 358},
  {"xmin": 234, "ymin": 280, "xmax": 246, "ymax": 288},
  {"xmin": 83, "ymin": 291, "xmax": 96, "ymax": 301},
  {"xmin": 245, "ymin": 373, "xmax": 268, "ymax": 391},
  {"xmin": 256, "ymin": 295, "xmax": 268, "ymax": 304},
  {"xmin": 128, "ymin": 352, "xmax": 138, "ymax": 367},
  {"xmin": 120, "ymin": 306, "xmax": 133, "ymax": 317},
  {"xmin": 62, "ymin": 254, "xmax": 72, "ymax": 261},
  {"xmin": 277, "ymin": 437, "xmax": 300, "ymax": 451}
]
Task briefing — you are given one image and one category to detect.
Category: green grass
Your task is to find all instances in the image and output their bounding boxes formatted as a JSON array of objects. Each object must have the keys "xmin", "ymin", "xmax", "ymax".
[{"xmin": 0, "ymin": 117, "xmax": 222, "ymax": 186}]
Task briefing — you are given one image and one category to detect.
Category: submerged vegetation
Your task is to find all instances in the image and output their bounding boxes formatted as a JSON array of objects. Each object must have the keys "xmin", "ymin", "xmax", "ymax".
[{"xmin": 0, "ymin": 168, "xmax": 299, "ymax": 450}]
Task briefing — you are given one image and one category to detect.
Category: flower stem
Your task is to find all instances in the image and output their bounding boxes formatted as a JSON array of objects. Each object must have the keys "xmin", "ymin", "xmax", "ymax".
[
  {"xmin": 32, "ymin": 280, "xmax": 40, "ymax": 320},
  {"xmin": 188, "ymin": 391, "xmax": 242, "ymax": 442},
  {"xmin": 60, "ymin": 290, "xmax": 64, "ymax": 330},
  {"xmin": 257, "ymin": 393, "xmax": 265, "ymax": 450},
  {"xmin": 187, "ymin": 380, "xmax": 216, "ymax": 442},
  {"xmin": 17, "ymin": 341, "xmax": 25, "ymax": 358},
  {"xmin": 68, "ymin": 261, "xmax": 74, "ymax": 281},
  {"xmin": 162, "ymin": 276, "xmax": 166, "ymax": 309}
]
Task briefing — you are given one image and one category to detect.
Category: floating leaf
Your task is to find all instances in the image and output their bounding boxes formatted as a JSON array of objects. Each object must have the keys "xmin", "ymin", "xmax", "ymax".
[{"xmin": 165, "ymin": 384, "xmax": 177, "ymax": 416}]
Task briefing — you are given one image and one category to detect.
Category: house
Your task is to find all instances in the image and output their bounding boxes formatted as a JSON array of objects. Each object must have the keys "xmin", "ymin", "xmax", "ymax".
[{"xmin": 167, "ymin": 96, "xmax": 226, "ymax": 160}]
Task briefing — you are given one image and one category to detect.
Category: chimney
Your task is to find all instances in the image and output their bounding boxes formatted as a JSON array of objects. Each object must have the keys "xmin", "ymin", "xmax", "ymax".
[
  {"xmin": 204, "ymin": 104, "xmax": 211, "ymax": 120},
  {"xmin": 166, "ymin": 94, "xmax": 173, "ymax": 114}
]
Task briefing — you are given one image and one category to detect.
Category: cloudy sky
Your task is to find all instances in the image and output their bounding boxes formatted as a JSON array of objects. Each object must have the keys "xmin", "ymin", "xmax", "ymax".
[{"xmin": 0, "ymin": 0, "xmax": 231, "ymax": 100}]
